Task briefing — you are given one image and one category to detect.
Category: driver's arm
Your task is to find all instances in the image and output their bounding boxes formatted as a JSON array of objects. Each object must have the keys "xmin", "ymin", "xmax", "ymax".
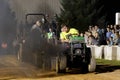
[{"xmin": 60, "ymin": 32, "xmax": 69, "ymax": 42}]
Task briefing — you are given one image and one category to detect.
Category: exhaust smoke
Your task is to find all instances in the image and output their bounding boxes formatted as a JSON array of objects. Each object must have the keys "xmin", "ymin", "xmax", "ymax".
[
  {"xmin": 0, "ymin": 0, "xmax": 17, "ymax": 55},
  {"xmin": 0, "ymin": 0, "xmax": 61, "ymax": 72},
  {"xmin": 8, "ymin": 0, "xmax": 61, "ymax": 70}
]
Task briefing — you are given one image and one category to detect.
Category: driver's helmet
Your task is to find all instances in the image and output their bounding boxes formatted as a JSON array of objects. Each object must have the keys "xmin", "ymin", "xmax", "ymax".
[
  {"xmin": 67, "ymin": 28, "xmax": 79, "ymax": 39},
  {"xmin": 68, "ymin": 28, "xmax": 79, "ymax": 36}
]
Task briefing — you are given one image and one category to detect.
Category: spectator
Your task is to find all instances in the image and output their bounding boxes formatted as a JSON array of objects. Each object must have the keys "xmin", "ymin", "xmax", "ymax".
[
  {"xmin": 114, "ymin": 25, "xmax": 117, "ymax": 31},
  {"xmin": 80, "ymin": 32, "xmax": 84, "ymax": 37},
  {"xmin": 106, "ymin": 39, "xmax": 111, "ymax": 46},
  {"xmin": 101, "ymin": 28, "xmax": 107, "ymax": 45},
  {"xmin": 88, "ymin": 35, "xmax": 98, "ymax": 45},
  {"xmin": 106, "ymin": 27, "xmax": 112, "ymax": 40},
  {"xmin": 84, "ymin": 31, "xmax": 89, "ymax": 44},
  {"xmin": 95, "ymin": 25, "xmax": 103, "ymax": 40},
  {"xmin": 31, "ymin": 20, "xmax": 43, "ymax": 34},
  {"xmin": 114, "ymin": 32, "xmax": 120, "ymax": 45},
  {"xmin": 107, "ymin": 25, "xmax": 110, "ymax": 28},
  {"xmin": 88, "ymin": 31, "xmax": 92, "ymax": 37},
  {"xmin": 109, "ymin": 37, "xmax": 114, "ymax": 45},
  {"xmin": 91, "ymin": 26, "xmax": 97, "ymax": 37},
  {"xmin": 94, "ymin": 32, "xmax": 100, "ymax": 45},
  {"xmin": 88, "ymin": 25, "xmax": 92, "ymax": 32},
  {"xmin": 47, "ymin": 28, "xmax": 55, "ymax": 39},
  {"xmin": 111, "ymin": 29, "xmax": 116, "ymax": 41},
  {"xmin": 30, "ymin": 20, "xmax": 45, "ymax": 53},
  {"xmin": 116, "ymin": 25, "xmax": 120, "ymax": 33},
  {"xmin": 47, "ymin": 28, "xmax": 56, "ymax": 44},
  {"xmin": 110, "ymin": 25, "xmax": 114, "ymax": 30},
  {"xmin": 94, "ymin": 25, "xmax": 102, "ymax": 35}
]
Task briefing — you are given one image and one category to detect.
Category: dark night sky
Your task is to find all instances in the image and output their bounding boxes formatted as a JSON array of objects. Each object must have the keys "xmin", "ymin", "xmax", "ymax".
[{"xmin": 104, "ymin": 0, "xmax": 120, "ymax": 24}]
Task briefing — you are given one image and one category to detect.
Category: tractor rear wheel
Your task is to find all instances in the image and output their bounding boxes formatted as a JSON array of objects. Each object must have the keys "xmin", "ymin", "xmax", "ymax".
[
  {"xmin": 88, "ymin": 57, "xmax": 96, "ymax": 72},
  {"xmin": 56, "ymin": 56, "xmax": 67, "ymax": 73}
]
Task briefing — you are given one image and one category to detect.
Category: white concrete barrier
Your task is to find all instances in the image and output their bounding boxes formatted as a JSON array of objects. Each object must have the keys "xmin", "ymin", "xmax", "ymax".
[
  {"xmin": 90, "ymin": 45, "xmax": 104, "ymax": 59},
  {"xmin": 117, "ymin": 46, "xmax": 120, "ymax": 60},
  {"xmin": 103, "ymin": 46, "xmax": 111, "ymax": 60},
  {"xmin": 89, "ymin": 45, "xmax": 120, "ymax": 60},
  {"xmin": 112, "ymin": 46, "xmax": 117, "ymax": 60},
  {"xmin": 103, "ymin": 46, "xmax": 117, "ymax": 60}
]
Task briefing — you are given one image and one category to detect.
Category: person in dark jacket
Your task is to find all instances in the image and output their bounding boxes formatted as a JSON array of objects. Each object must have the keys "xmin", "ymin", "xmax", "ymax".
[{"xmin": 30, "ymin": 20, "xmax": 45, "ymax": 53}]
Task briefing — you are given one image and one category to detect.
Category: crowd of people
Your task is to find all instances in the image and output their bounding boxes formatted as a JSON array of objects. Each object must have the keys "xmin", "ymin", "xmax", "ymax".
[
  {"xmin": 84, "ymin": 25, "xmax": 120, "ymax": 46},
  {"xmin": 59, "ymin": 24, "xmax": 120, "ymax": 46},
  {"xmin": 30, "ymin": 18, "xmax": 120, "ymax": 46}
]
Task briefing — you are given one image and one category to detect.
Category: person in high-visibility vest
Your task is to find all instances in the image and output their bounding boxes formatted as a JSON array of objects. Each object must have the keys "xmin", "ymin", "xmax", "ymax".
[
  {"xmin": 47, "ymin": 28, "xmax": 55, "ymax": 39},
  {"xmin": 47, "ymin": 28, "xmax": 56, "ymax": 44},
  {"xmin": 60, "ymin": 24, "xmax": 69, "ymax": 42},
  {"xmin": 60, "ymin": 24, "xmax": 79, "ymax": 42}
]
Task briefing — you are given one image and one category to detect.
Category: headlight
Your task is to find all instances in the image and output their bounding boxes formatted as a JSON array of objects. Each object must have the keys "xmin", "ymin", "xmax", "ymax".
[{"xmin": 74, "ymin": 49, "xmax": 82, "ymax": 55}]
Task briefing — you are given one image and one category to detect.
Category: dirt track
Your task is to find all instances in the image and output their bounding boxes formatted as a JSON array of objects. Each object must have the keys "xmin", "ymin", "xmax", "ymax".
[{"xmin": 0, "ymin": 55, "xmax": 120, "ymax": 80}]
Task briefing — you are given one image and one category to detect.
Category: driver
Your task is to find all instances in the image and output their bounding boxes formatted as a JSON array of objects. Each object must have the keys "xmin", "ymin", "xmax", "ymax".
[
  {"xmin": 60, "ymin": 24, "xmax": 69, "ymax": 42},
  {"xmin": 60, "ymin": 24, "xmax": 79, "ymax": 43}
]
